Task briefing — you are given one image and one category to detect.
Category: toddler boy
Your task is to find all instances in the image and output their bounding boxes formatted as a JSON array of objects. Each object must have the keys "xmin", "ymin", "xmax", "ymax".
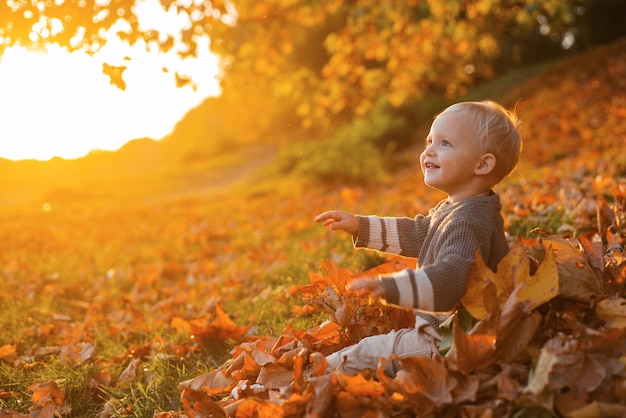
[{"xmin": 314, "ymin": 100, "xmax": 522, "ymax": 375}]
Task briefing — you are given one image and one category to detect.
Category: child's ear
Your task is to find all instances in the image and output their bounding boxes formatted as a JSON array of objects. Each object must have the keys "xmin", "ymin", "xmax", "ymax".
[{"xmin": 475, "ymin": 153, "xmax": 496, "ymax": 176}]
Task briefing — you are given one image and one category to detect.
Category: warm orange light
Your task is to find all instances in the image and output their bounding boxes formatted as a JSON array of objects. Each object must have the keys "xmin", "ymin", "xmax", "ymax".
[{"xmin": 0, "ymin": 2, "xmax": 221, "ymax": 161}]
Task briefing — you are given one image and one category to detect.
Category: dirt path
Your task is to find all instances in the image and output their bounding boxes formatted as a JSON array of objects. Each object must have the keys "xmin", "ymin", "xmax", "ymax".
[{"xmin": 145, "ymin": 144, "xmax": 279, "ymax": 203}]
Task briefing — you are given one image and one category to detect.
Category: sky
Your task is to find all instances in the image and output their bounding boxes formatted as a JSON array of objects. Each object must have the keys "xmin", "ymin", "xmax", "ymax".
[{"xmin": 0, "ymin": 0, "xmax": 221, "ymax": 161}]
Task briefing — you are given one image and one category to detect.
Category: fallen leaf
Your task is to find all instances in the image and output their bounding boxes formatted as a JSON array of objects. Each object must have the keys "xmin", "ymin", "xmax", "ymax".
[
  {"xmin": 462, "ymin": 241, "xmax": 533, "ymax": 320},
  {"xmin": 540, "ymin": 235, "xmax": 601, "ymax": 302},
  {"xmin": 596, "ymin": 297, "xmax": 626, "ymax": 329},
  {"xmin": 116, "ymin": 358, "xmax": 141, "ymax": 388},
  {"xmin": 234, "ymin": 398, "xmax": 285, "ymax": 418},
  {"xmin": 515, "ymin": 246, "xmax": 559, "ymax": 313},
  {"xmin": 180, "ymin": 388, "xmax": 227, "ymax": 418},
  {"xmin": 335, "ymin": 371, "xmax": 385, "ymax": 397},
  {"xmin": 448, "ymin": 315, "xmax": 496, "ymax": 373},
  {"xmin": 566, "ymin": 401, "xmax": 626, "ymax": 418},
  {"xmin": 0, "ymin": 344, "xmax": 17, "ymax": 363},
  {"xmin": 190, "ymin": 306, "xmax": 251, "ymax": 347},
  {"xmin": 256, "ymin": 362, "xmax": 294, "ymax": 389}
]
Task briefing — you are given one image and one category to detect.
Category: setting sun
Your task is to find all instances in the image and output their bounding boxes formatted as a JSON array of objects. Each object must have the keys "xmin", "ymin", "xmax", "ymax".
[{"xmin": 0, "ymin": 0, "xmax": 221, "ymax": 162}]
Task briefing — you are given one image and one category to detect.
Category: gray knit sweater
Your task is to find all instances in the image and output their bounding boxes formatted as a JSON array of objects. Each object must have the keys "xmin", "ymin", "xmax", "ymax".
[{"xmin": 354, "ymin": 191, "xmax": 509, "ymax": 328}]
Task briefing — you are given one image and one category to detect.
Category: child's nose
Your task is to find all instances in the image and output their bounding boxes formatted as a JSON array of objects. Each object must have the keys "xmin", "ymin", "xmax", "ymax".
[{"xmin": 422, "ymin": 144, "xmax": 435, "ymax": 155}]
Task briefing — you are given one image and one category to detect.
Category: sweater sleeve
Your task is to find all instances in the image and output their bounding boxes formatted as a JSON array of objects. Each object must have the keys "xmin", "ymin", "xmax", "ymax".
[
  {"xmin": 380, "ymin": 269, "xmax": 435, "ymax": 311},
  {"xmin": 379, "ymin": 220, "xmax": 485, "ymax": 312},
  {"xmin": 352, "ymin": 214, "xmax": 429, "ymax": 258}
]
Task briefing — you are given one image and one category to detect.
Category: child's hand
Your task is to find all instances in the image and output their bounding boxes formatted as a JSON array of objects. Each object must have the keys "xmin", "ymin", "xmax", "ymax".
[
  {"xmin": 314, "ymin": 210, "xmax": 358, "ymax": 236},
  {"xmin": 347, "ymin": 278, "xmax": 385, "ymax": 299}
]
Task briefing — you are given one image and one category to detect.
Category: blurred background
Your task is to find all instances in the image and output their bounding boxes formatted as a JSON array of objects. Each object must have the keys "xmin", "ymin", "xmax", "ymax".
[{"xmin": 1, "ymin": 0, "xmax": 625, "ymax": 207}]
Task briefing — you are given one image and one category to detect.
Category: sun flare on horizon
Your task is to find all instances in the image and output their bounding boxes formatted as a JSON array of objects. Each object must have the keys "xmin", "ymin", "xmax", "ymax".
[{"xmin": 0, "ymin": 0, "xmax": 221, "ymax": 162}]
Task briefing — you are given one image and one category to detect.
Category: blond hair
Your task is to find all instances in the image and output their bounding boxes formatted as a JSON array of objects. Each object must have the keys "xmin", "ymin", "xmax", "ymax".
[{"xmin": 441, "ymin": 100, "xmax": 522, "ymax": 180}]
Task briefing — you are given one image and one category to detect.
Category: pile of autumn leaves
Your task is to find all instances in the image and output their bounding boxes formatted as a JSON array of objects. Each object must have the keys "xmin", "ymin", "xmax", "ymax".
[{"xmin": 171, "ymin": 183, "xmax": 626, "ymax": 418}]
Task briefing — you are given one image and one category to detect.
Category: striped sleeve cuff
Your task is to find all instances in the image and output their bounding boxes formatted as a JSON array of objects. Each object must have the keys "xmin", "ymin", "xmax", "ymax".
[
  {"xmin": 380, "ymin": 269, "xmax": 435, "ymax": 311},
  {"xmin": 353, "ymin": 216, "xmax": 404, "ymax": 254}
]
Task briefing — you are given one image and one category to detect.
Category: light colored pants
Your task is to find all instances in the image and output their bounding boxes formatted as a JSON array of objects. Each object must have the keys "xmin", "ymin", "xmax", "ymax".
[{"xmin": 325, "ymin": 316, "xmax": 441, "ymax": 376}]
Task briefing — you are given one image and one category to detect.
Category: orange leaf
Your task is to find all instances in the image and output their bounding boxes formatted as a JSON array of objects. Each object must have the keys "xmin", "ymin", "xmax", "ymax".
[
  {"xmin": 0, "ymin": 344, "xmax": 17, "ymax": 363},
  {"xmin": 234, "ymin": 398, "xmax": 284, "ymax": 418},
  {"xmin": 291, "ymin": 304, "xmax": 316, "ymax": 318},
  {"xmin": 171, "ymin": 317, "xmax": 192, "ymax": 333},
  {"xmin": 190, "ymin": 306, "xmax": 251, "ymax": 347},
  {"xmin": 180, "ymin": 388, "xmax": 227, "ymax": 418},
  {"xmin": 29, "ymin": 380, "xmax": 70, "ymax": 416},
  {"xmin": 319, "ymin": 259, "xmax": 353, "ymax": 294},
  {"xmin": 449, "ymin": 316, "xmax": 496, "ymax": 372},
  {"xmin": 335, "ymin": 372, "xmax": 385, "ymax": 397},
  {"xmin": 305, "ymin": 321, "xmax": 342, "ymax": 353},
  {"xmin": 378, "ymin": 355, "xmax": 456, "ymax": 411}
]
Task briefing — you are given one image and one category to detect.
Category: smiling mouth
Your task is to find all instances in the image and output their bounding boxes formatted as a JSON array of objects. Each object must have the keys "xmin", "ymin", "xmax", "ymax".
[{"xmin": 424, "ymin": 162, "xmax": 439, "ymax": 169}]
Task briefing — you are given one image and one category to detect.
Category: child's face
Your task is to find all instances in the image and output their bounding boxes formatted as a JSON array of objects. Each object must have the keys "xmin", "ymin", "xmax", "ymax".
[{"xmin": 419, "ymin": 109, "xmax": 487, "ymax": 201}]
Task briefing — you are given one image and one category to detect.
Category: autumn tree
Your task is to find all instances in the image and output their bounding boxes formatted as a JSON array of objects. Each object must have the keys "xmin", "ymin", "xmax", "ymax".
[{"xmin": 2, "ymin": 0, "xmax": 624, "ymax": 128}]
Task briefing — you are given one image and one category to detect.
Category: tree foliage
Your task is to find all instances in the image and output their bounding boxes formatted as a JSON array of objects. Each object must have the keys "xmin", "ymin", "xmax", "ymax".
[{"xmin": 2, "ymin": 0, "xmax": 614, "ymax": 128}]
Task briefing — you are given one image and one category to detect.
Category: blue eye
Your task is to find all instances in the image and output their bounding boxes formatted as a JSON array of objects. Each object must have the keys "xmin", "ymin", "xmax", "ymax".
[{"xmin": 441, "ymin": 140, "xmax": 451, "ymax": 146}]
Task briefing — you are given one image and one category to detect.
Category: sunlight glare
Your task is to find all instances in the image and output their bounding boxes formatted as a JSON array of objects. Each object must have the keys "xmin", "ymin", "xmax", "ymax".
[{"xmin": 0, "ymin": 0, "xmax": 221, "ymax": 161}]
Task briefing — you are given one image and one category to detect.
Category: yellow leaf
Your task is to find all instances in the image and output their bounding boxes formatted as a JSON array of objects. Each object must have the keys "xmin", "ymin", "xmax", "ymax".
[
  {"xmin": 462, "ymin": 241, "xmax": 533, "ymax": 320},
  {"xmin": 461, "ymin": 249, "xmax": 494, "ymax": 319},
  {"xmin": 515, "ymin": 247, "xmax": 559, "ymax": 313}
]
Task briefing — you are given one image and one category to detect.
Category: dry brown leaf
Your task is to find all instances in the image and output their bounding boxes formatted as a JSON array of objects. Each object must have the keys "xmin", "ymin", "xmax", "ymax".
[
  {"xmin": 578, "ymin": 233, "xmax": 606, "ymax": 274},
  {"xmin": 595, "ymin": 297, "xmax": 626, "ymax": 329},
  {"xmin": 303, "ymin": 374, "xmax": 335, "ymax": 417},
  {"xmin": 379, "ymin": 356, "xmax": 456, "ymax": 408},
  {"xmin": 566, "ymin": 401, "xmax": 626, "ymax": 418},
  {"xmin": 180, "ymin": 388, "xmax": 227, "ymax": 418},
  {"xmin": 229, "ymin": 351, "xmax": 262, "ymax": 381},
  {"xmin": 527, "ymin": 331, "xmax": 613, "ymax": 402},
  {"xmin": 449, "ymin": 316, "xmax": 496, "ymax": 373},
  {"xmin": 540, "ymin": 235, "xmax": 602, "ymax": 302},
  {"xmin": 116, "ymin": 358, "xmax": 141, "ymax": 388},
  {"xmin": 255, "ymin": 363, "xmax": 293, "ymax": 389},
  {"xmin": 308, "ymin": 352, "xmax": 329, "ymax": 377},
  {"xmin": 178, "ymin": 366, "xmax": 235, "ymax": 395},
  {"xmin": 0, "ymin": 410, "xmax": 29, "ymax": 418}
]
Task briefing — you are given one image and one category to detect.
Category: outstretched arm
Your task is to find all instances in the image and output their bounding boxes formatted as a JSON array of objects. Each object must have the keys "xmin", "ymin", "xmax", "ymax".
[
  {"xmin": 347, "ymin": 277, "xmax": 385, "ymax": 298},
  {"xmin": 314, "ymin": 210, "xmax": 359, "ymax": 236}
]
